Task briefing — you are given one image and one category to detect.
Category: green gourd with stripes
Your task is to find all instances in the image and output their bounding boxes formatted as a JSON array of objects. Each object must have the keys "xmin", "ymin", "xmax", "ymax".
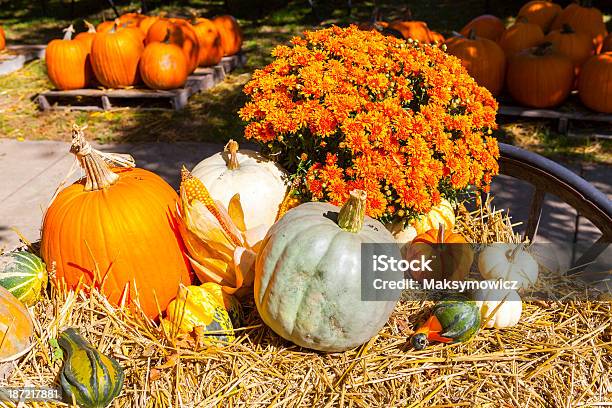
[{"xmin": 0, "ymin": 251, "xmax": 48, "ymax": 306}]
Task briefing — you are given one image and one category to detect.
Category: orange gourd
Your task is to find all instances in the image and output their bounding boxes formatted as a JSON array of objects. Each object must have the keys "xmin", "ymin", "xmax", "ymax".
[
  {"xmin": 46, "ymin": 25, "xmax": 92, "ymax": 90},
  {"xmin": 213, "ymin": 15, "xmax": 243, "ymax": 56},
  {"xmin": 192, "ymin": 17, "xmax": 224, "ymax": 67},
  {"xmin": 0, "ymin": 287, "xmax": 33, "ymax": 362},
  {"xmin": 578, "ymin": 53, "xmax": 612, "ymax": 113},
  {"xmin": 146, "ymin": 18, "xmax": 200, "ymax": 74},
  {"xmin": 517, "ymin": 1, "xmax": 562, "ymax": 32},
  {"xmin": 499, "ymin": 19, "xmax": 545, "ymax": 57},
  {"xmin": 40, "ymin": 126, "xmax": 193, "ymax": 319},
  {"xmin": 0, "ymin": 26, "xmax": 5, "ymax": 51},
  {"xmin": 445, "ymin": 30, "xmax": 506, "ymax": 96},
  {"xmin": 91, "ymin": 23, "xmax": 144, "ymax": 88},
  {"xmin": 551, "ymin": 1, "xmax": 607, "ymax": 52},
  {"xmin": 460, "ymin": 15, "xmax": 506, "ymax": 42},
  {"xmin": 506, "ymin": 42, "xmax": 574, "ymax": 108},
  {"xmin": 388, "ymin": 20, "xmax": 432, "ymax": 43},
  {"xmin": 404, "ymin": 225, "xmax": 473, "ymax": 282},
  {"xmin": 545, "ymin": 24, "xmax": 593, "ymax": 71},
  {"xmin": 140, "ymin": 37, "xmax": 188, "ymax": 90},
  {"xmin": 75, "ymin": 21, "xmax": 97, "ymax": 52}
]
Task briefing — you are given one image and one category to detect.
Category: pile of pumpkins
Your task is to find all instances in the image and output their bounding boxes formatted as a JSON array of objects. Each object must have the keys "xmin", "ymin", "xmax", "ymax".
[
  {"xmin": 360, "ymin": 1, "xmax": 611, "ymax": 113},
  {"xmin": 45, "ymin": 12, "xmax": 243, "ymax": 91},
  {"xmin": 0, "ymin": 25, "xmax": 5, "ymax": 51}
]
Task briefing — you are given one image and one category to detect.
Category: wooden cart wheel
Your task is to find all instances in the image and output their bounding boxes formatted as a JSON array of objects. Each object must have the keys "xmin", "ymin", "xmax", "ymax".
[{"xmin": 498, "ymin": 143, "xmax": 611, "ymax": 272}]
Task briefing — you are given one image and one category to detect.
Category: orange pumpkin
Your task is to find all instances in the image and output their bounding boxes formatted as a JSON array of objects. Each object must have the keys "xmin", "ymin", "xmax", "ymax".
[
  {"xmin": 506, "ymin": 42, "xmax": 574, "ymax": 108},
  {"xmin": 96, "ymin": 20, "xmax": 115, "ymax": 33},
  {"xmin": 578, "ymin": 53, "xmax": 612, "ymax": 113},
  {"xmin": 0, "ymin": 26, "xmax": 5, "ymax": 51},
  {"xmin": 118, "ymin": 12, "xmax": 143, "ymax": 28},
  {"xmin": 445, "ymin": 30, "xmax": 506, "ymax": 96},
  {"xmin": 41, "ymin": 127, "xmax": 193, "ymax": 319},
  {"xmin": 75, "ymin": 21, "xmax": 97, "ymax": 52},
  {"xmin": 388, "ymin": 20, "xmax": 432, "ymax": 43},
  {"xmin": 213, "ymin": 15, "xmax": 243, "ymax": 56},
  {"xmin": 460, "ymin": 15, "xmax": 506, "ymax": 42},
  {"xmin": 0, "ymin": 287, "xmax": 33, "ymax": 362},
  {"xmin": 545, "ymin": 24, "xmax": 593, "ymax": 71},
  {"xmin": 146, "ymin": 18, "xmax": 200, "ymax": 74},
  {"xmin": 551, "ymin": 1, "xmax": 607, "ymax": 52},
  {"xmin": 404, "ymin": 225, "xmax": 473, "ymax": 282},
  {"xmin": 91, "ymin": 24, "xmax": 144, "ymax": 88},
  {"xmin": 140, "ymin": 40, "xmax": 188, "ymax": 90},
  {"xmin": 46, "ymin": 25, "xmax": 92, "ymax": 90},
  {"xmin": 138, "ymin": 15, "xmax": 159, "ymax": 35},
  {"xmin": 499, "ymin": 19, "xmax": 545, "ymax": 57},
  {"xmin": 517, "ymin": 1, "xmax": 562, "ymax": 32},
  {"xmin": 192, "ymin": 17, "xmax": 224, "ymax": 67},
  {"xmin": 602, "ymin": 33, "xmax": 612, "ymax": 53}
]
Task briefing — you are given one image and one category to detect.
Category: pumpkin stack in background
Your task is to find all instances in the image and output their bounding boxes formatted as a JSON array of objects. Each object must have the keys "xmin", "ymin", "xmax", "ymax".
[
  {"xmin": 0, "ymin": 26, "xmax": 6, "ymax": 51},
  {"xmin": 43, "ymin": 11, "xmax": 243, "ymax": 91}
]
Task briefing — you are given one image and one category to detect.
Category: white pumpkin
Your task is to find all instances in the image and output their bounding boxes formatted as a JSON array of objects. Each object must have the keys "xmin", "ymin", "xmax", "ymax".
[
  {"xmin": 478, "ymin": 243, "xmax": 538, "ymax": 289},
  {"xmin": 192, "ymin": 140, "xmax": 290, "ymax": 232},
  {"xmin": 473, "ymin": 284, "xmax": 522, "ymax": 329}
]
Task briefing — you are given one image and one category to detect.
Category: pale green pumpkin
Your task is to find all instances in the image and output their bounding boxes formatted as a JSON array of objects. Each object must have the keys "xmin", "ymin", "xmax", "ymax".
[{"xmin": 254, "ymin": 190, "xmax": 402, "ymax": 352}]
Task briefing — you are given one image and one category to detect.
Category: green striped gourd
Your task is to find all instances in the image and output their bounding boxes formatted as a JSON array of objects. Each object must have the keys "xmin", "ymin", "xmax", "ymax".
[{"xmin": 0, "ymin": 251, "xmax": 48, "ymax": 306}]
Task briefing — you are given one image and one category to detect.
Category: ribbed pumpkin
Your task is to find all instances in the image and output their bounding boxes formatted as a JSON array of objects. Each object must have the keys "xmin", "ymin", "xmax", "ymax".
[
  {"xmin": 40, "ymin": 126, "xmax": 192, "ymax": 319},
  {"xmin": 551, "ymin": 1, "xmax": 607, "ymax": 52},
  {"xmin": 387, "ymin": 20, "xmax": 432, "ymax": 43},
  {"xmin": 545, "ymin": 24, "xmax": 593, "ymax": 71},
  {"xmin": 499, "ymin": 19, "xmax": 545, "ymax": 57},
  {"xmin": 140, "ymin": 36, "xmax": 188, "ymax": 90},
  {"xmin": 192, "ymin": 17, "xmax": 224, "ymax": 67},
  {"xmin": 90, "ymin": 23, "xmax": 144, "ymax": 88},
  {"xmin": 46, "ymin": 25, "xmax": 92, "ymax": 90},
  {"xmin": 138, "ymin": 15, "xmax": 160, "ymax": 35},
  {"xmin": 0, "ymin": 286, "xmax": 33, "ymax": 362},
  {"xmin": 146, "ymin": 18, "xmax": 200, "ymax": 73},
  {"xmin": 460, "ymin": 14, "xmax": 506, "ymax": 42},
  {"xmin": 213, "ymin": 15, "xmax": 243, "ymax": 56},
  {"xmin": 445, "ymin": 30, "xmax": 506, "ymax": 96},
  {"xmin": 58, "ymin": 328, "xmax": 124, "ymax": 408},
  {"xmin": 517, "ymin": 1, "xmax": 562, "ymax": 32},
  {"xmin": 404, "ymin": 225, "xmax": 474, "ymax": 282},
  {"xmin": 506, "ymin": 42, "xmax": 574, "ymax": 108},
  {"xmin": 255, "ymin": 190, "xmax": 401, "ymax": 352},
  {"xmin": 0, "ymin": 251, "xmax": 47, "ymax": 306},
  {"xmin": 191, "ymin": 140, "xmax": 289, "ymax": 233},
  {"xmin": 578, "ymin": 53, "xmax": 612, "ymax": 113},
  {"xmin": 75, "ymin": 21, "xmax": 97, "ymax": 52},
  {"xmin": 96, "ymin": 20, "xmax": 115, "ymax": 33},
  {"xmin": 117, "ymin": 12, "xmax": 143, "ymax": 28},
  {"xmin": 0, "ymin": 26, "xmax": 6, "ymax": 51},
  {"xmin": 602, "ymin": 33, "xmax": 612, "ymax": 53}
]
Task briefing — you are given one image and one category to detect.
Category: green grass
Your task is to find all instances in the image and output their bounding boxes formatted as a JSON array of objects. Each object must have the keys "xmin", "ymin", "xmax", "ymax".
[{"xmin": 0, "ymin": 0, "xmax": 610, "ymax": 165}]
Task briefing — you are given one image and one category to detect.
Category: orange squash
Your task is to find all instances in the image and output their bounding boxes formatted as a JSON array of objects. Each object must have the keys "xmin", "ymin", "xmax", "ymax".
[
  {"xmin": 146, "ymin": 18, "xmax": 200, "ymax": 73},
  {"xmin": 91, "ymin": 23, "xmax": 144, "ymax": 88},
  {"xmin": 578, "ymin": 53, "xmax": 612, "ymax": 113},
  {"xmin": 551, "ymin": 1, "xmax": 607, "ymax": 52},
  {"xmin": 404, "ymin": 225, "xmax": 473, "ymax": 282},
  {"xmin": 192, "ymin": 17, "xmax": 224, "ymax": 67},
  {"xmin": 75, "ymin": 21, "xmax": 97, "ymax": 52},
  {"xmin": 517, "ymin": 1, "xmax": 562, "ymax": 32},
  {"xmin": 46, "ymin": 25, "xmax": 92, "ymax": 90},
  {"xmin": 213, "ymin": 15, "xmax": 243, "ymax": 56},
  {"xmin": 388, "ymin": 20, "xmax": 432, "ymax": 43},
  {"xmin": 460, "ymin": 15, "xmax": 506, "ymax": 42},
  {"xmin": 140, "ymin": 39, "xmax": 188, "ymax": 90},
  {"xmin": 499, "ymin": 19, "xmax": 545, "ymax": 57},
  {"xmin": 40, "ymin": 126, "xmax": 193, "ymax": 319},
  {"xmin": 545, "ymin": 24, "xmax": 593, "ymax": 71},
  {"xmin": 0, "ymin": 26, "xmax": 5, "ymax": 51},
  {"xmin": 445, "ymin": 30, "xmax": 506, "ymax": 96},
  {"xmin": 0, "ymin": 287, "xmax": 33, "ymax": 362},
  {"xmin": 506, "ymin": 42, "xmax": 574, "ymax": 108}
]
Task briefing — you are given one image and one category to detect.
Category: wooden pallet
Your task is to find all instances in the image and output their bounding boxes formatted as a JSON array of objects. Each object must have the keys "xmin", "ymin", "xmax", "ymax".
[
  {"xmin": 0, "ymin": 45, "xmax": 46, "ymax": 76},
  {"xmin": 497, "ymin": 96, "xmax": 612, "ymax": 135},
  {"xmin": 36, "ymin": 52, "xmax": 246, "ymax": 111}
]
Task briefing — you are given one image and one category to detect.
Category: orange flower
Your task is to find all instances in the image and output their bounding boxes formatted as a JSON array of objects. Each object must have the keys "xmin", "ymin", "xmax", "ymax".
[{"xmin": 239, "ymin": 26, "xmax": 499, "ymax": 225}]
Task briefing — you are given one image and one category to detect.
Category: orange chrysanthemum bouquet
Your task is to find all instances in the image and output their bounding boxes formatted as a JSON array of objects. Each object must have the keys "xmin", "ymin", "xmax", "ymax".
[{"xmin": 240, "ymin": 25, "xmax": 499, "ymax": 230}]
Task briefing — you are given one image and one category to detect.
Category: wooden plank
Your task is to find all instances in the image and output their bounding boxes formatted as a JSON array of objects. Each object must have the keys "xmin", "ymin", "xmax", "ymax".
[{"xmin": 498, "ymin": 105, "xmax": 612, "ymax": 123}]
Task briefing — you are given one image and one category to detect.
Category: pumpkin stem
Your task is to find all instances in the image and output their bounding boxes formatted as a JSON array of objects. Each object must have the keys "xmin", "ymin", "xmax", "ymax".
[
  {"xmin": 533, "ymin": 41, "xmax": 554, "ymax": 56},
  {"xmin": 467, "ymin": 28, "xmax": 477, "ymax": 40},
  {"xmin": 338, "ymin": 189, "xmax": 367, "ymax": 233},
  {"xmin": 62, "ymin": 25, "xmax": 75, "ymax": 40},
  {"xmin": 225, "ymin": 140, "xmax": 240, "ymax": 170},
  {"xmin": 69, "ymin": 124, "xmax": 135, "ymax": 191},
  {"xmin": 84, "ymin": 20, "xmax": 96, "ymax": 33},
  {"xmin": 561, "ymin": 23, "xmax": 574, "ymax": 34},
  {"xmin": 516, "ymin": 16, "xmax": 529, "ymax": 24}
]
